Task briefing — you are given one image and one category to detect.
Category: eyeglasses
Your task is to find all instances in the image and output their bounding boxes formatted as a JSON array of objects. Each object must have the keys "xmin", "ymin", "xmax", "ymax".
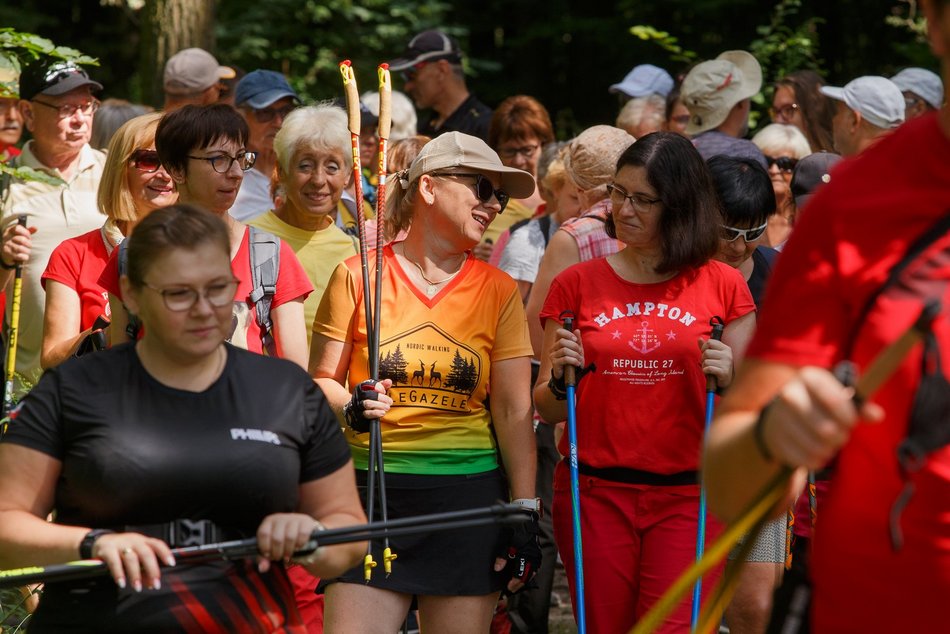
[
  {"xmin": 904, "ymin": 95, "xmax": 922, "ymax": 109},
  {"xmin": 497, "ymin": 144, "xmax": 540, "ymax": 160},
  {"xmin": 720, "ymin": 221, "xmax": 768, "ymax": 243},
  {"xmin": 765, "ymin": 155, "xmax": 799, "ymax": 173},
  {"xmin": 434, "ymin": 172, "xmax": 510, "ymax": 213},
  {"xmin": 129, "ymin": 149, "xmax": 162, "ymax": 173},
  {"xmin": 251, "ymin": 104, "xmax": 296, "ymax": 124},
  {"xmin": 188, "ymin": 151, "xmax": 257, "ymax": 173},
  {"xmin": 143, "ymin": 278, "xmax": 239, "ymax": 312},
  {"xmin": 401, "ymin": 62, "xmax": 429, "ymax": 83},
  {"xmin": 769, "ymin": 103, "xmax": 799, "ymax": 121},
  {"xmin": 606, "ymin": 183, "xmax": 661, "ymax": 213},
  {"xmin": 32, "ymin": 98, "xmax": 100, "ymax": 119}
]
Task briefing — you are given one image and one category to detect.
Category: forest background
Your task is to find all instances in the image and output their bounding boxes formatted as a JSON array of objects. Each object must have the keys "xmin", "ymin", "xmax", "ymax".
[{"xmin": 0, "ymin": 0, "xmax": 937, "ymax": 139}]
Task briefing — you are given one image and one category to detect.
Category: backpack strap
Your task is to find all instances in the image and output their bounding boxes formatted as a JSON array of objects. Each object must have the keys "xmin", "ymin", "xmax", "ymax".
[
  {"xmin": 248, "ymin": 226, "xmax": 280, "ymax": 357},
  {"xmin": 538, "ymin": 215, "xmax": 553, "ymax": 249},
  {"xmin": 117, "ymin": 239, "xmax": 141, "ymax": 341}
]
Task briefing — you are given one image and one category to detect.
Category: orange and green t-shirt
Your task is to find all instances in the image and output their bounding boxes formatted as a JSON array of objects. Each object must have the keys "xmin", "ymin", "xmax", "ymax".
[{"xmin": 313, "ymin": 245, "xmax": 533, "ymax": 475}]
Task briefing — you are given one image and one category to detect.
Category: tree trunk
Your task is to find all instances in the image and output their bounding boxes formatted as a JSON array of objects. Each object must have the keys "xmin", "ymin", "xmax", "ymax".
[{"xmin": 140, "ymin": 0, "xmax": 216, "ymax": 108}]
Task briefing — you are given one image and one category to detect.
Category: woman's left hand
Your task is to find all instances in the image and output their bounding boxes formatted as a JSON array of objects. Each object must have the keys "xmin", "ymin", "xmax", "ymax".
[
  {"xmin": 698, "ymin": 337, "xmax": 734, "ymax": 389},
  {"xmin": 255, "ymin": 513, "xmax": 325, "ymax": 573}
]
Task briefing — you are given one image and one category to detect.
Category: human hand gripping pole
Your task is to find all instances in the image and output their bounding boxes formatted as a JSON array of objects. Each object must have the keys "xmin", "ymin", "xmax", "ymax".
[
  {"xmin": 1, "ymin": 215, "xmax": 28, "ymax": 431},
  {"xmin": 561, "ymin": 310, "xmax": 587, "ymax": 634},
  {"xmin": 690, "ymin": 316, "xmax": 724, "ymax": 632}
]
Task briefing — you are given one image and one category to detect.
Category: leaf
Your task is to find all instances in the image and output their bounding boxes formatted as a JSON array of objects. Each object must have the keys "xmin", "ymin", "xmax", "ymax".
[{"xmin": 5, "ymin": 165, "xmax": 67, "ymax": 187}]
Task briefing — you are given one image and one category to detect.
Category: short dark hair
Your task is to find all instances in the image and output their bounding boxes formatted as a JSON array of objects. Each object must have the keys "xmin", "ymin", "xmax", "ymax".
[
  {"xmin": 488, "ymin": 95, "xmax": 555, "ymax": 149},
  {"xmin": 706, "ymin": 156, "xmax": 775, "ymax": 228},
  {"xmin": 606, "ymin": 131, "xmax": 720, "ymax": 274},
  {"xmin": 126, "ymin": 204, "xmax": 230, "ymax": 288},
  {"xmin": 156, "ymin": 104, "xmax": 249, "ymax": 175}
]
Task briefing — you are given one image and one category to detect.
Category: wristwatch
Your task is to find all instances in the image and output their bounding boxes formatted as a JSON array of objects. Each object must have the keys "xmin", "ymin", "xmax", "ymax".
[
  {"xmin": 511, "ymin": 497, "xmax": 543, "ymax": 517},
  {"xmin": 79, "ymin": 528, "xmax": 115, "ymax": 559}
]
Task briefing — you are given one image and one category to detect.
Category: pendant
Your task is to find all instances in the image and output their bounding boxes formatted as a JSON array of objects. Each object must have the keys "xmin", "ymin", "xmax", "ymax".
[{"xmin": 425, "ymin": 284, "xmax": 437, "ymax": 297}]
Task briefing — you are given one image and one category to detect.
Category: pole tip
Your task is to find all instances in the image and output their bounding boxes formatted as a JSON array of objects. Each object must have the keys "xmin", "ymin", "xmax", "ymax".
[
  {"xmin": 379, "ymin": 63, "xmax": 390, "ymax": 70},
  {"xmin": 340, "ymin": 60, "xmax": 352, "ymax": 68}
]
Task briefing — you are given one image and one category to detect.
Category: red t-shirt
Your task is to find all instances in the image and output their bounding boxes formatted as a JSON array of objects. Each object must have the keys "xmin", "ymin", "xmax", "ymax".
[
  {"xmin": 41, "ymin": 228, "xmax": 111, "ymax": 331},
  {"xmin": 99, "ymin": 227, "xmax": 313, "ymax": 354},
  {"xmin": 540, "ymin": 257, "xmax": 754, "ymax": 473},
  {"xmin": 748, "ymin": 113, "xmax": 950, "ymax": 633}
]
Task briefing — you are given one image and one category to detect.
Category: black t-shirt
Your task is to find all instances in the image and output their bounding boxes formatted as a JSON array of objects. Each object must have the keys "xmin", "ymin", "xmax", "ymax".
[
  {"xmin": 418, "ymin": 93, "xmax": 492, "ymax": 142},
  {"xmin": 748, "ymin": 246, "xmax": 779, "ymax": 310},
  {"xmin": 3, "ymin": 343, "xmax": 350, "ymax": 632}
]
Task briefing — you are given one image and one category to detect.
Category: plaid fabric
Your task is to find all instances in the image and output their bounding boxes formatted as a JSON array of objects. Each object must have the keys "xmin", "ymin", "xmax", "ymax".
[{"xmin": 559, "ymin": 198, "xmax": 623, "ymax": 262}]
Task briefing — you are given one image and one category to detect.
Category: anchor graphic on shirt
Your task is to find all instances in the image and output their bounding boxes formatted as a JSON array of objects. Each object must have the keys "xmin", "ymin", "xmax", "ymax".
[{"xmin": 628, "ymin": 321, "xmax": 661, "ymax": 354}]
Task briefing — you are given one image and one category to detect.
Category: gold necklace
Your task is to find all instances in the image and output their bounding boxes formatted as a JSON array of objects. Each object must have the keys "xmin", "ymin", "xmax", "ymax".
[{"xmin": 403, "ymin": 248, "xmax": 465, "ymax": 297}]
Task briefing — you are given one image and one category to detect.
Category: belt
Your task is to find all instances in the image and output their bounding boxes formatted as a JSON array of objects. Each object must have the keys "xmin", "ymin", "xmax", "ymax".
[
  {"xmin": 574, "ymin": 460, "xmax": 699, "ymax": 486},
  {"xmin": 119, "ymin": 519, "xmax": 245, "ymax": 548}
]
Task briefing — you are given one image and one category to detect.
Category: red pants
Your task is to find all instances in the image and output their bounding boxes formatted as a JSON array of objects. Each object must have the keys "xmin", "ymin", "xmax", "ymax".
[
  {"xmin": 287, "ymin": 565, "xmax": 324, "ymax": 632},
  {"xmin": 552, "ymin": 462, "xmax": 724, "ymax": 633}
]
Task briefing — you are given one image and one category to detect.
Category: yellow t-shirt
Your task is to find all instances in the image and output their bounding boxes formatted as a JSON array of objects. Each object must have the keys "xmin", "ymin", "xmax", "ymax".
[
  {"xmin": 313, "ymin": 246, "xmax": 533, "ymax": 475},
  {"xmin": 249, "ymin": 211, "xmax": 358, "ymax": 344}
]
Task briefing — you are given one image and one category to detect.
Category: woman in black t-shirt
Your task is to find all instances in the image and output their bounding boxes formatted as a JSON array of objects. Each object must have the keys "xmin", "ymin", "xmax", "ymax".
[{"xmin": 0, "ymin": 205, "xmax": 365, "ymax": 633}]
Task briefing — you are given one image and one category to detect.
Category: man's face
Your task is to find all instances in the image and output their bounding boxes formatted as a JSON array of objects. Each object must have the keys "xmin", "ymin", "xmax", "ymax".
[
  {"xmin": 21, "ymin": 86, "xmax": 96, "ymax": 154},
  {"xmin": 402, "ymin": 62, "xmax": 441, "ymax": 110},
  {"xmin": 242, "ymin": 96, "xmax": 296, "ymax": 154},
  {"xmin": 831, "ymin": 100, "xmax": 857, "ymax": 156},
  {"xmin": 0, "ymin": 97, "xmax": 22, "ymax": 147}
]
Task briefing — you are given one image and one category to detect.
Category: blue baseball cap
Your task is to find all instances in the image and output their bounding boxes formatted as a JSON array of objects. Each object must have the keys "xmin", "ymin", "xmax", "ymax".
[
  {"xmin": 234, "ymin": 70, "xmax": 299, "ymax": 109},
  {"xmin": 609, "ymin": 64, "xmax": 674, "ymax": 98}
]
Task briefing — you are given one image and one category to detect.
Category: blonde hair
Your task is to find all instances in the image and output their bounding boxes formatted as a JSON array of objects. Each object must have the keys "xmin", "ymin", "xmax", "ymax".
[
  {"xmin": 97, "ymin": 111, "xmax": 165, "ymax": 222},
  {"xmin": 274, "ymin": 103, "xmax": 351, "ymax": 176}
]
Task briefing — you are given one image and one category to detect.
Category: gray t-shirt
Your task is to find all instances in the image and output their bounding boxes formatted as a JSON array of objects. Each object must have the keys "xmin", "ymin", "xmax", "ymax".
[{"xmin": 498, "ymin": 216, "xmax": 558, "ymax": 283}]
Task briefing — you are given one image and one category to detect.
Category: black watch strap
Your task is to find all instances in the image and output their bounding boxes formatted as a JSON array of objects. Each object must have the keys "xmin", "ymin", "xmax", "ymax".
[{"xmin": 79, "ymin": 528, "xmax": 115, "ymax": 559}]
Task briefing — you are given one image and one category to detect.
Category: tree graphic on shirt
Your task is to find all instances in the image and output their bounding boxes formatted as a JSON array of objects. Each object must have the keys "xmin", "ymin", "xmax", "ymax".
[
  {"xmin": 445, "ymin": 349, "xmax": 478, "ymax": 393},
  {"xmin": 379, "ymin": 344, "xmax": 409, "ymax": 385}
]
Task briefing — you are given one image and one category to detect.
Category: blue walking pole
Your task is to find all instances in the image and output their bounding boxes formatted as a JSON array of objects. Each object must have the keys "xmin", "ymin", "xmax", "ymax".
[
  {"xmin": 691, "ymin": 316, "xmax": 725, "ymax": 632},
  {"xmin": 561, "ymin": 311, "xmax": 587, "ymax": 634}
]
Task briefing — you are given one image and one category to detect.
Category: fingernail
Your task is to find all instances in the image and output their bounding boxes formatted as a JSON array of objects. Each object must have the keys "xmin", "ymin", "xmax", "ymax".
[
  {"xmin": 133, "ymin": 580, "xmax": 143, "ymax": 593},
  {"xmin": 165, "ymin": 556, "xmax": 176, "ymax": 567},
  {"xmin": 117, "ymin": 577, "xmax": 126, "ymax": 589},
  {"xmin": 152, "ymin": 578, "xmax": 162, "ymax": 590}
]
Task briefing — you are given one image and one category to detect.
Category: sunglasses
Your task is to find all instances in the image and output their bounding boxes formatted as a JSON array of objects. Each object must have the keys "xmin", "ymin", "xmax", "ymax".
[
  {"xmin": 251, "ymin": 104, "xmax": 297, "ymax": 124},
  {"xmin": 435, "ymin": 172, "xmax": 510, "ymax": 213},
  {"xmin": 129, "ymin": 149, "xmax": 162, "ymax": 173},
  {"xmin": 720, "ymin": 221, "xmax": 768, "ymax": 243},
  {"xmin": 766, "ymin": 155, "xmax": 798, "ymax": 173},
  {"xmin": 401, "ymin": 62, "xmax": 429, "ymax": 83}
]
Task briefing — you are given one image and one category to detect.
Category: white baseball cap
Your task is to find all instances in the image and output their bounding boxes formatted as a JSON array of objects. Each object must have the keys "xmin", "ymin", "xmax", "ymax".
[{"xmin": 820, "ymin": 76, "xmax": 905, "ymax": 129}]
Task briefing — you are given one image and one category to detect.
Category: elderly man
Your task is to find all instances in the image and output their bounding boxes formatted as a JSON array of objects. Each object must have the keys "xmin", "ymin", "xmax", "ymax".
[
  {"xmin": 163, "ymin": 48, "xmax": 235, "ymax": 111},
  {"xmin": 0, "ymin": 59, "xmax": 106, "ymax": 391},
  {"xmin": 821, "ymin": 75, "xmax": 905, "ymax": 156},
  {"xmin": 891, "ymin": 67, "xmax": 944, "ymax": 119},
  {"xmin": 0, "ymin": 64, "xmax": 22, "ymax": 162},
  {"xmin": 230, "ymin": 70, "xmax": 300, "ymax": 221},
  {"xmin": 389, "ymin": 29, "xmax": 492, "ymax": 141},
  {"xmin": 681, "ymin": 50, "xmax": 767, "ymax": 168}
]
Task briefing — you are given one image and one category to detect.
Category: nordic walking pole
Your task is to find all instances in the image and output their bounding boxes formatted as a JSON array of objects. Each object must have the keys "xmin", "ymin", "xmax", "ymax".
[
  {"xmin": 560, "ymin": 310, "xmax": 587, "ymax": 634},
  {"xmin": 340, "ymin": 60, "xmax": 378, "ymax": 581},
  {"xmin": 691, "ymin": 316, "xmax": 725, "ymax": 632},
  {"xmin": 1, "ymin": 215, "xmax": 28, "ymax": 431},
  {"xmin": 373, "ymin": 62, "xmax": 396, "ymax": 576}
]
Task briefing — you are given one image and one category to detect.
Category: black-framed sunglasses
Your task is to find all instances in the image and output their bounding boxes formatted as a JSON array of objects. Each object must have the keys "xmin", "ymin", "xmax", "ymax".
[
  {"xmin": 434, "ymin": 172, "xmax": 510, "ymax": 213},
  {"xmin": 720, "ymin": 221, "xmax": 768, "ymax": 243},
  {"xmin": 129, "ymin": 149, "xmax": 162, "ymax": 173},
  {"xmin": 188, "ymin": 151, "xmax": 257, "ymax": 174},
  {"xmin": 401, "ymin": 62, "xmax": 429, "ymax": 83},
  {"xmin": 765, "ymin": 155, "xmax": 798, "ymax": 173},
  {"xmin": 251, "ymin": 104, "xmax": 297, "ymax": 124}
]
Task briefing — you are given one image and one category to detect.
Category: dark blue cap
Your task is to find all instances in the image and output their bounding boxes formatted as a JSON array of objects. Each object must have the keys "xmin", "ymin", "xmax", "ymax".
[{"xmin": 234, "ymin": 70, "xmax": 299, "ymax": 109}]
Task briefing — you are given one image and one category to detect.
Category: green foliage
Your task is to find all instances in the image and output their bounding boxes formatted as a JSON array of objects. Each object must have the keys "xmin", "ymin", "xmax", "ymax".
[
  {"xmin": 0, "ymin": 28, "xmax": 99, "ymax": 98},
  {"xmin": 0, "ymin": 164, "xmax": 66, "ymax": 188},
  {"xmin": 748, "ymin": 0, "xmax": 825, "ymax": 86},
  {"xmin": 217, "ymin": 0, "xmax": 451, "ymax": 103},
  {"xmin": 629, "ymin": 25, "xmax": 698, "ymax": 64}
]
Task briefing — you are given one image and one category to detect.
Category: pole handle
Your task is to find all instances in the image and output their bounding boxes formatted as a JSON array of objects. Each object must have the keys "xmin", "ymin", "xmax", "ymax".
[
  {"xmin": 377, "ymin": 64, "xmax": 392, "ymax": 141},
  {"xmin": 561, "ymin": 311, "xmax": 576, "ymax": 387},
  {"xmin": 339, "ymin": 61, "xmax": 361, "ymax": 136},
  {"xmin": 705, "ymin": 316, "xmax": 725, "ymax": 393}
]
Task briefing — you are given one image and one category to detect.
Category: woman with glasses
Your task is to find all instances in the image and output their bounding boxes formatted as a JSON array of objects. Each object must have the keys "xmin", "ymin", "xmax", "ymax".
[
  {"xmin": 0, "ymin": 205, "xmax": 366, "ymax": 632},
  {"xmin": 706, "ymin": 155, "xmax": 782, "ymax": 634},
  {"xmin": 751, "ymin": 123, "xmax": 812, "ymax": 250},
  {"xmin": 100, "ymin": 104, "xmax": 313, "ymax": 368},
  {"xmin": 476, "ymin": 95, "xmax": 555, "ymax": 261},
  {"xmin": 771, "ymin": 70, "xmax": 836, "ymax": 153},
  {"xmin": 41, "ymin": 112, "xmax": 176, "ymax": 368},
  {"xmin": 310, "ymin": 132, "xmax": 541, "ymax": 633},
  {"xmin": 534, "ymin": 132, "xmax": 756, "ymax": 633}
]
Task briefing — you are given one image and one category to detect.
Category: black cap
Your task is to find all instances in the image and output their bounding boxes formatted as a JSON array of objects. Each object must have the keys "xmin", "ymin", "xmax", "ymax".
[
  {"xmin": 388, "ymin": 30, "xmax": 462, "ymax": 72},
  {"xmin": 19, "ymin": 60, "xmax": 102, "ymax": 100},
  {"xmin": 791, "ymin": 152, "xmax": 843, "ymax": 209}
]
